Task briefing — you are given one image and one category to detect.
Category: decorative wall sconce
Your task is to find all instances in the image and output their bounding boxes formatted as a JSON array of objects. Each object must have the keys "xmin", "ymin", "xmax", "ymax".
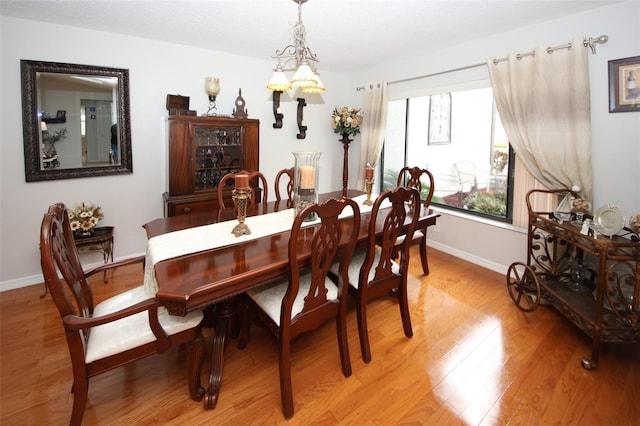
[
  {"xmin": 272, "ymin": 90, "xmax": 284, "ymax": 128},
  {"xmin": 204, "ymin": 77, "xmax": 220, "ymax": 116},
  {"xmin": 296, "ymin": 98, "xmax": 307, "ymax": 139}
]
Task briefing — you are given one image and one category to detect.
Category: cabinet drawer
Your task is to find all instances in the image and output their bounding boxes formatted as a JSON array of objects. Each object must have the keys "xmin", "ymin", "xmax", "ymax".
[{"xmin": 167, "ymin": 199, "xmax": 216, "ymax": 216}]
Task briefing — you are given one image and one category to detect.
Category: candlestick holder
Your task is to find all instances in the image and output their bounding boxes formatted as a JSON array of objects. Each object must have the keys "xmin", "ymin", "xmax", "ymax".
[
  {"xmin": 293, "ymin": 151, "xmax": 321, "ymax": 222},
  {"xmin": 364, "ymin": 178, "xmax": 374, "ymax": 206},
  {"xmin": 231, "ymin": 187, "xmax": 251, "ymax": 236}
]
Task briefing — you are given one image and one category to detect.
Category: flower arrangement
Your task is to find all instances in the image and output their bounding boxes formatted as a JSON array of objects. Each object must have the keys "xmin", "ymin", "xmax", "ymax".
[
  {"xmin": 571, "ymin": 198, "xmax": 591, "ymax": 213},
  {"xmin": 630, "ymin": 214, "xmax": 640, "ymax": 233},
  {"xmin": 68, "ymin": 203, "xmax": 103, "ymax": 233},
  {"xmin": 331, "ymin": 106, "xmax": 363, "ymax": 137}
]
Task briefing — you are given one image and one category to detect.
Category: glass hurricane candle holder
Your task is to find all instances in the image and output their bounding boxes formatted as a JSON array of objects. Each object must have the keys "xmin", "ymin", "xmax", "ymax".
[{"xmin": 293, "ymin": 151, "xmax": 321, "ymax": 221}]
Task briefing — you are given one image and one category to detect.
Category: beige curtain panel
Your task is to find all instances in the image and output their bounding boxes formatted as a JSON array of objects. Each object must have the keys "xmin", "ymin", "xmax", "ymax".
[
  {"xmin": 487, "ymin": 37, "xmax": 593, "ymax": 205},
  {"xmin": 358, "ymin": 82, "xmax": 388, "ymax": 190}
]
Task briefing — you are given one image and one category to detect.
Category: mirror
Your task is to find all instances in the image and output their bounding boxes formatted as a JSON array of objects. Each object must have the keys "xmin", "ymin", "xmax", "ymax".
[{"xmin": 21, "ymin": 60, "xmax": 133, "ymax": 181}]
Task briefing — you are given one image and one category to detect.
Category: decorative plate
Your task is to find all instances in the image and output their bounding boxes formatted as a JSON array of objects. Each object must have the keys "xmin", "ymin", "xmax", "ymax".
[{"xmin": 594, "ymin": 204, "xmax": 625, "ymax": 236}]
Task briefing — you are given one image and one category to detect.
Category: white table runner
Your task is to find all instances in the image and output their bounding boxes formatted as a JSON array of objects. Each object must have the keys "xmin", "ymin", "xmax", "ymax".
[{"xmin": 144, "ymin": 194, "xmax": 382, "ymax": 296}]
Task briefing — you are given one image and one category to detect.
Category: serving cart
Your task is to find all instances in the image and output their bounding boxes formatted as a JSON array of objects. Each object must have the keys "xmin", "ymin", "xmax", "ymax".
[{"xmin": 506, "ymin": 189, "xmax": 639, "ymax": 369}]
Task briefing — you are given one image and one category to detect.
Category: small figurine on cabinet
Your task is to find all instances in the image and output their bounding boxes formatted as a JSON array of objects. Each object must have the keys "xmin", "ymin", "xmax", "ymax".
[{"xmin": 232, "ymin": 88, "xmax": 248, "ymax": 119}]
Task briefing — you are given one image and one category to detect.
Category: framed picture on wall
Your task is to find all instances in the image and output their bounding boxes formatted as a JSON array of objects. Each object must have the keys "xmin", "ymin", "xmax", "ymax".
[
  {"xmin": 427, "ymin": 93, "xmax": 452, "ymax": 145},
  {"xmin": 608, "ymin": 55, "xmax": 640, "ymax": 113}
]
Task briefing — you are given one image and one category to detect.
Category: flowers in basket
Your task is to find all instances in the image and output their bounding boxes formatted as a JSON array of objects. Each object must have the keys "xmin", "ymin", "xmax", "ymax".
[
  {"xmin": 331, "ymin": 106, "xmax": 363, "ymax": 137},
  {"xmin": 571, "ymin": 198, "xmax": 591, "ymax": 213},
  {"xmin": 68, "ymin": 203, "xmax": 103, "ymax": 234}
]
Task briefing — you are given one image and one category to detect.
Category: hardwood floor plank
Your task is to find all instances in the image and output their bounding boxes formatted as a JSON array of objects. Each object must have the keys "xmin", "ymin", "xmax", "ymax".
[{"xmin": 2, "ymin": 247, "xmax": 639, "ymax": 425}]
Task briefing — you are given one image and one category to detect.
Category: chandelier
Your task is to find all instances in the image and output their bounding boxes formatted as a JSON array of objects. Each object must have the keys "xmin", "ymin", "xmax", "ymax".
[{"xmin": 267, "ymin": 0, "xmax": 325, "ymax": 94}]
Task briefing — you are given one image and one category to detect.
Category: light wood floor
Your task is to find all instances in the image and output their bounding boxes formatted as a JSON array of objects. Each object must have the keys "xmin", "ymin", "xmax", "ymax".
[{"xmin": 2, "ymin": 247, "xmax": 639, "ymax": 425}]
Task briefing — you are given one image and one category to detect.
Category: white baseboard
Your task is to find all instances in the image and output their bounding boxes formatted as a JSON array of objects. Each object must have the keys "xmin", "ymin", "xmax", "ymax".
[
  {"xmin": 0, "ymin": 253, "xmax": 146, "ymax": 293},
  {"xmin": 426, "ymin": 240, "xmax": 509, "ymax": 276},
  {"xmin": 0, "ymin": 273, "xmax": 45, "ymax": 292}
]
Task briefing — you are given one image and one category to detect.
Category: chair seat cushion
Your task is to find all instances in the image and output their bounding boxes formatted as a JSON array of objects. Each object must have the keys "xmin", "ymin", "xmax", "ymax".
[
  {"xmin": 247, "ymin": 275, "xmax": 338, "ymax": 326},
  {"xmin": 85, "ymin": 286, "xmax": 203, "ymax": 363},
  {"xmin": 331, "ymin": 248, "xmax": 400, "ymax": 289},
  {"xmin": 394, "ymin": 229, "xmax": 425, "ymax": 245}
]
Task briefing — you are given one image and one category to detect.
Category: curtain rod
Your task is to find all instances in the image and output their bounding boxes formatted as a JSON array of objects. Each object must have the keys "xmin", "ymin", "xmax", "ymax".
[{"xmin": 356, "ymin": 34, "xmax": 608, "ymax": 91}]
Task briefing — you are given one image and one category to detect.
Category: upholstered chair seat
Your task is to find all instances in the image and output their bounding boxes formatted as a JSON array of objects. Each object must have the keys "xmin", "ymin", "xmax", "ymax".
[
  {"xmin": 86, "ymin": 286, "xmax": 203, "ymax": 363},
  {"xmin": 246, "ymin": 273, "xmax": 339, "ymax": 326}
]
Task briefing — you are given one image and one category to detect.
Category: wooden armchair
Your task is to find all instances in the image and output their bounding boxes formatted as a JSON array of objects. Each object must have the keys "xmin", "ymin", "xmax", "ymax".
[
  {"xmin": 238, "ymin": 198, "xmax": 361, "ymax": 418},
  {"xmin": 332, "ymin": 187, "xmax": 420, "ymax": 363},
  {"xmin": 217, "ymin": 170, "xmax": 269, "ymax": 214},
  {"xmin": 397, "ymin": 166, "xmax": 436, "ymax": 274},
  {"xmin": 40, "ymin": 203, "xmax": 205, "ymax": 426},
  {"xmin": 274, "ymin": 167, "xmax": 294, "ymax": 210}
]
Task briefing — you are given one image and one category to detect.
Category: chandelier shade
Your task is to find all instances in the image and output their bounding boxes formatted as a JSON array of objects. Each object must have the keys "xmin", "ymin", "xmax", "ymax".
[
  {"xmin": 301, "ymin": 73, "xmax": 325, "ymax": 94},
  {"xmin": 267, "ymin": 0, "xmax": 324, "ymax": 93},
  {"xmin": 291, "ymin": 62, "xmax": 318, "ymax": 88},
  {"xmin": 267, "ymin": 65, "xmax": 293, "ymax": 91}
]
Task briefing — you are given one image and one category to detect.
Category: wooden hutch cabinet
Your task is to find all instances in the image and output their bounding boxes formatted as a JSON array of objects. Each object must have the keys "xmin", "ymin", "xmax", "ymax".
[{"xmin": 163, "ymin": 116, "xmax": 260, "ymax": 217}]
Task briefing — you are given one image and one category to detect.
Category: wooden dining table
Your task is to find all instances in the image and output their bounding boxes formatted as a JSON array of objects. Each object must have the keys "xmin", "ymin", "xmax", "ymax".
[{"xmin": 142, "ymin": 189, "xmax": 439, "ymax": 409}]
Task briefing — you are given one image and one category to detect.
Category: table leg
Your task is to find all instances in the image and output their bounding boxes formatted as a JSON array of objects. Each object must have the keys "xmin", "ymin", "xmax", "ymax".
[
  {"xmin": 102, "ymin": 237, "xmax": 114, "ymax": 283},
  {"xmin": 203, "ymin": 299, "xmax": 236, "ymax": 409}
]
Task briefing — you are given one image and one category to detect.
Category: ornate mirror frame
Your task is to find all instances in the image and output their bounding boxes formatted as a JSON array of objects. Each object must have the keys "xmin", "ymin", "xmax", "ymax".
[{"xmin": 21, "ymin": 60, "xmax": 133, "ymax": 181}]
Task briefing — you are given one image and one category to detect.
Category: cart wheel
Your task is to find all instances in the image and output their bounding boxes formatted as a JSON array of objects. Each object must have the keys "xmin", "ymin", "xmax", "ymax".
[{"xmin": 506, "ymin": 262, "xmax": 541, "ymax": 312}]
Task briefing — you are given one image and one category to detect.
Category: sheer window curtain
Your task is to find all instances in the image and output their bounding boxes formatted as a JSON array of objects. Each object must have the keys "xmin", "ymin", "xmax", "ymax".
[
  {"xmin": 357, "ymin": 82, "xmax": 388, "ymax": 190},
  {"xmin": 488, "ymin": 37, "xmax": 593, "ymax": 227}
]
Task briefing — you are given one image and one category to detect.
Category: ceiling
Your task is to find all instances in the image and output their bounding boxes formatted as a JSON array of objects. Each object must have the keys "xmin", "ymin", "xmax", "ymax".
[{"xmin": 1, "ymin": 0, "xmax": 618, "ymax": 72}]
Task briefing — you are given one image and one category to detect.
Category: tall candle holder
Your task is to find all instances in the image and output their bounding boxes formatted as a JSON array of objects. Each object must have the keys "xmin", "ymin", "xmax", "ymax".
[
  {"xmin": 364, "ymin": 164, "xmax": 374, "ymax": 206},
  {"xmin": 293, "ymin": 151, "xmax": 321, "ymax": 222},
  {"xmin": 231, "ymin": 187, "xmax": 251, "ymax": 236},
  {"xmin": 364, "ymin": 178, "xmax": 374, "ymax": 206}
]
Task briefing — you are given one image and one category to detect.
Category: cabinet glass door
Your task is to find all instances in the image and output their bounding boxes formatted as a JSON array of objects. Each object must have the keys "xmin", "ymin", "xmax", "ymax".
[{"xmin": 194, "ymin": 126, "xmax": 243, "ymax": 191}]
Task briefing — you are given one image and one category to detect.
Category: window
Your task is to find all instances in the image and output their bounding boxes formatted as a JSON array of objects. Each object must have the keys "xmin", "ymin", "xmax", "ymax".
[{"xmin": 381, "ymin": 84, "xmax": 514, "ymax": 222}]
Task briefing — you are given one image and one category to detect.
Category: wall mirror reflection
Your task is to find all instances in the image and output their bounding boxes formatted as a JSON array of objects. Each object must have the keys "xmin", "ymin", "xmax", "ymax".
[{"xmin": 21, "ymin": 60, "xmax": 133, "ymax": 181}]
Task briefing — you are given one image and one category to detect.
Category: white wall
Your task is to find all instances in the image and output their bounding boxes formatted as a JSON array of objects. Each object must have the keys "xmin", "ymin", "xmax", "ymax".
[
  {"xmin": 2, "ymin": 1, "xmax": 638, "ymax": 290},
  {"xmin": 0, "ymin": 17, "xmax": 358, "ymax": 291},
  {"xmin": 355, "ymin": 0, "xmax": 640, "ymax": 273}
]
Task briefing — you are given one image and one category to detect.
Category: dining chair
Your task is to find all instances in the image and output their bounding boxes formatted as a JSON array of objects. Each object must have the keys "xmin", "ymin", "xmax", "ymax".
[
  {"xmin": 454, "ymin": 161, "xmax": 478, "ymax": 193},
  {"xmin": 237, "ymin": 197, "xmax": 361, "ymax": 419},
  {"xmin": 40, "ymin": 203, "xmax": 206, "ymax": 426},
  {"xmin": 396, "ymin": 166, "xmax": 436, "ymax": 274},
  {"xmin": 217, "ymin": 169, "xmax": 269, "ymax": 214},
  {"xmin": 332, "ymin": 186, "xmax": 421, "ymax": 363},
  {"xmin": 274, "ymin": 167, "xmax": 294, "ymax": 209}
]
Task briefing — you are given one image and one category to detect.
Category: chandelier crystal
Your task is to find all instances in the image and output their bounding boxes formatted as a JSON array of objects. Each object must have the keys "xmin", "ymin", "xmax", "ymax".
[{"xmin": 267, "ymin": 0, "xmax": 324, "ymax": 94}]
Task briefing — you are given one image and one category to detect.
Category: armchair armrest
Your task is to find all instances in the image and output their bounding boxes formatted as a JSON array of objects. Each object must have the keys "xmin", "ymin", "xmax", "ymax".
[
  {"xmin": 62, "ymin": 297, "xmax": 163, "ymax": 331},
  {"xmin": 84, "ymin": 255, "xmax": 145, "ymax": 278}
]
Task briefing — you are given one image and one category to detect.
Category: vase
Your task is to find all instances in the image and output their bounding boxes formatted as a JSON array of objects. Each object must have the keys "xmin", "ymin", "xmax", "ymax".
[
  {"xmin": 339, "ymin": 134, "xmax": 353, "ymax": 198},
  {"xmin": 74, "ymin": 229, "xmax": 94, "ymax": 239},
  {"xmin": 292, "ymin": 152, "xmax": 321, "ymax": 221}
]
